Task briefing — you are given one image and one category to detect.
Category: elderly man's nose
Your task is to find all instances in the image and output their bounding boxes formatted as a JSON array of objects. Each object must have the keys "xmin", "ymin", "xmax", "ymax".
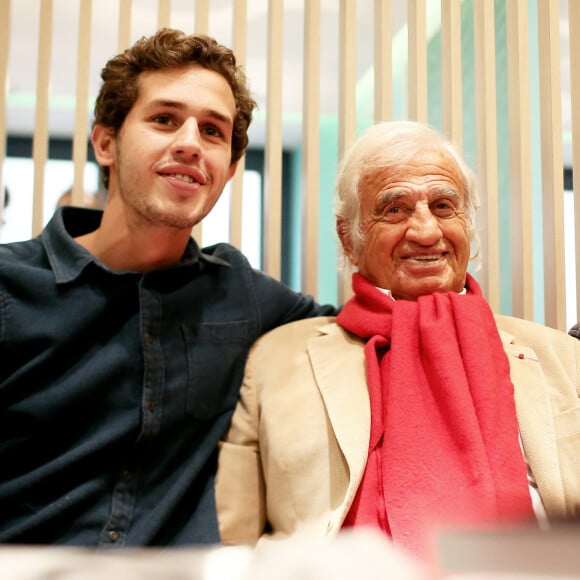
[{"xmin": 406, "ymin": 209, "xmax": 442, "ymax": 244}]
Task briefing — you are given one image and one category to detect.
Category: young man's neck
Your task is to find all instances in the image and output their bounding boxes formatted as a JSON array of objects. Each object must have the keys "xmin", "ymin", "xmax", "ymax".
[{"xmin": 74, "ymin": 206, "xmax": 193, "ymax": 273}]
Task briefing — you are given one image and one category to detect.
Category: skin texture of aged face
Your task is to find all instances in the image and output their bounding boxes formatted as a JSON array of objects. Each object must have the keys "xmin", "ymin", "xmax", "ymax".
[{"xmin": 340, "ymin": 149, "xmax": 471, "ymax": 301}]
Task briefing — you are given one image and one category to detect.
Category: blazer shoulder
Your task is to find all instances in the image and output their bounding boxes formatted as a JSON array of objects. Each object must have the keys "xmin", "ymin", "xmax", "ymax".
[
  {"xmin": 252, "ymin": 316, "xmax": 337, "ymax": 350},
  {"xmin": 495, "ymin": 314, "xmax": 579, "ymax": 348}
]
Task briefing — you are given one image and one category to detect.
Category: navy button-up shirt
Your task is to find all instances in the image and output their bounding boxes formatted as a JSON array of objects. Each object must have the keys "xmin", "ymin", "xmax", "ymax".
[{"xmin": 0, "ymin": 207, "xmax": 335, "ymax": 546}]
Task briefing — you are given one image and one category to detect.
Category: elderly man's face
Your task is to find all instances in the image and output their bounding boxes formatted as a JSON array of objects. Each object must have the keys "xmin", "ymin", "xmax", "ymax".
[{"xmin": 342, "ymin": 149, "xmax": 471, "ymax": 301}]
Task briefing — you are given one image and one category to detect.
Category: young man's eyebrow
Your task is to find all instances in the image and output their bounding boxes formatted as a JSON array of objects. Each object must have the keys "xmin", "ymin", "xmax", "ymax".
[{"xmin": 147, "ymin": 99, "xmax": 233, "ymax": 125}]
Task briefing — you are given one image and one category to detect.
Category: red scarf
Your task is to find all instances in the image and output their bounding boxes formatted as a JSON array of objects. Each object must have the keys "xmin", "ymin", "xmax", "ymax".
[{"xmin": 337, "ymin": 273, "xmax": 533, "ymax": 558}]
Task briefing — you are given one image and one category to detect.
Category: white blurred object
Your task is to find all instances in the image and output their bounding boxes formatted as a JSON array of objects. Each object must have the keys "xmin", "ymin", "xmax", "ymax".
[
  {"xmin": 243, "ymin": 528, "xmax": 429, "ymax": 580},
  {"xmin": 0, "ymin": 544, "xmax": 252, "ymax": 580}
]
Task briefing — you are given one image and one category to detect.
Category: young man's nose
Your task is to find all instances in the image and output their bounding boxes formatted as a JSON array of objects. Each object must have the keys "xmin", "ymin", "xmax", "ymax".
[{"xmin": 172, "ymin": 118, "xmax": 202, "ymax": 158}]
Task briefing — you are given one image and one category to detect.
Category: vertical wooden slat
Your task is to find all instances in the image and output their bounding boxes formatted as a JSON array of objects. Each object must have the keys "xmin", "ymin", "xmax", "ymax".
[
  {"xmin": 440, "ymin": 0, "xmax": 462, "ymax": 149},
  {"xmin": 506, "ymin": 0, "xmax": 534, "ymax": 320},
  {"xmin": 538, "ymin": 0, "xmax": 565, "ymax": 330},
  {"xmin": 408, "ymin": 0, "xmax": 428, "ymax": 122},
  {"xmin": 338, "ymin": 0, "xmax": 357, "ymax": 304},
  {"xmin": 191, "ymin": 0, "xmax": 210, "ymax": 244},
  {"xmin": 301, "ymin": 0, "xmax": 321, "ymax": 297},
  {"xmin": 338, "ymin": 0, "xmax": 357, "ymax": 160},
  {"xmin": 195, "ymin": 0, "xmax": 210, "ymax": 35},
  {"xmin": 569, "ymin": 0, "xmax": 580, "ymax": 320},
  {"xmin": 32, "ymin": 0, "xmax": 53, "ymax": 236},
  {"xmin": 157, "ymin": 0, "xmax": 171, "ymax": 29},
  {"xmin": 229, "ymin": 0, "xmax": 248, "ymax": 251},
  {"xmin": 373, "ymin": 0, "xmax": 392, "ymax": 122},
  {"xmin": 118, "ymin": 0, "xmax": 132, "ymax": 52},
  {"xmin": 0, "ymin": 0, "xmax": 10, "ymax": 232},
  {"xmin": 262, "ymin": 0, "xmax": 284, "ymax": 279},
  {"xmin": 473, "ymin": 0, "xmax": 500, "ymax": 311},
  {"xmin": 72, "ymin": 0, "xmax": 92, "ymax": 206}
]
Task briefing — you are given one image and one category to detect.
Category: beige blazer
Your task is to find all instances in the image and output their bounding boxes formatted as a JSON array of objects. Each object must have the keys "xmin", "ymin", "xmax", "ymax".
[{"xmin": 216, "ymin": 315, "xmax": 580, "ymax": 545}]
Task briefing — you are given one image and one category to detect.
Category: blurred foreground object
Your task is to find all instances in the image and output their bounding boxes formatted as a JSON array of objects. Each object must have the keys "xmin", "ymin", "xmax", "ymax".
[
  {"xmin": 438, "ymin": 522, "xmax": 580, "ymax": 577},
  {"xmin": 243, "ymin": 528, "xmax": 428, "ymax": 580}
]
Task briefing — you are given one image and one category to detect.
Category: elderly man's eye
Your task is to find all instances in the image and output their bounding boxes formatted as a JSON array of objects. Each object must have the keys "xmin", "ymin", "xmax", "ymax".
[{"xmin": 432, "ymin": 201, "xmax": 456, "ymax": 217}]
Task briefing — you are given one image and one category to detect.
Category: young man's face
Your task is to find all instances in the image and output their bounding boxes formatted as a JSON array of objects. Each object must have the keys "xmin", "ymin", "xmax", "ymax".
[{"xmin": 93, "ymin": 65, "xmax": 238, "ymax": 231}]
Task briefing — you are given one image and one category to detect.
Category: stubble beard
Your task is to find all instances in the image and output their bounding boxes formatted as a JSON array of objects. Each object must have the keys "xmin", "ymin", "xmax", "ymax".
[{"xmin": 116, "ymin": 152, "xmax": 202, "ymax": 231}]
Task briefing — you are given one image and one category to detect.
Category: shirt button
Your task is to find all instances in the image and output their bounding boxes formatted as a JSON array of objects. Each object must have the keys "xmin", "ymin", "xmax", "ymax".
[
  {"xmin": 108, "ymin": 530, "xmax": 119, "ymax": 542},
  {"xmin": 147, "ymin": 401, "xmax": 156, "ymax": 412}
]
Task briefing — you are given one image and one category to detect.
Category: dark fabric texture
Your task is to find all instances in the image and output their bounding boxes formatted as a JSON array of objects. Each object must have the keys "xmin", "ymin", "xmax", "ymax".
[{"xmin": 0, "ymin": 207, "xmax": 335, "ymax": 547}]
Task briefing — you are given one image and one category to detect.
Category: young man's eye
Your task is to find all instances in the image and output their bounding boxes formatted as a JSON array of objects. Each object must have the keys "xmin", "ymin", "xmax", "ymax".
[
  {"xmin": 203, "ymin": 126, "xmax": 222, "ymax": 138},
  {"xmin": 153, "ymin": 115, "xmax": 173, "ymax": 125}
]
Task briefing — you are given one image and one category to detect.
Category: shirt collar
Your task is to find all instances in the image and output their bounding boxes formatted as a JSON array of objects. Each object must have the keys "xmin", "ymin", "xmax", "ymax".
[
  {"xmin": 377, "ymin": 286, "xmax": 467, "ymax": 299},
  {"xmin": 42, "ymin": 207, "xmax": 231, "ymax": 284}
]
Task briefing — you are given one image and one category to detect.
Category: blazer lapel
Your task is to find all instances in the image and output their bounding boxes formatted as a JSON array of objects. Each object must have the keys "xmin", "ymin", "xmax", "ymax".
[
  {"xmin": 307, "ymin": 323, "xmax": 370, "ymax": 503},
  {"xmin": 498, "ymin": 328, "xmax": 568, "ymax": 517}
]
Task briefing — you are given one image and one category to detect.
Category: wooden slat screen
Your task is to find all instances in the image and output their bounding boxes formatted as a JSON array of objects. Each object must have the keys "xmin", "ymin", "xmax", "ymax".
[
  {"xmin": 337, "ymin": 0, "xmax": 357, "ymax": 304},
  {"xmin": 537, "ymin": 0, "xmax": 566, "ymax": 330},
  {"xmin": 407, "ymin": 0, "xmax": 428, "ymax": 123},
  {"xmin": 441, "ymin": 0, "xmax": 462, "ymax": 149},
  {"xmin": 473, "ymin": 0, "xmax": 500, "ymax": 313},
  {"xmin": 506, "ymin": 0, "xmax": 534, "ymax": 321},
  {"xmin": 263, "ymin": 0, "xmax": 284, "ymax": 281},
  {"xmin": 569, "ymin": 0, "xmax": 580, "ymax": 318},
  {"xmin": 373, "ymin": 0, "xmax": 392, "ymax": 123},
  {"xmin": 31, "ymin": 0, "xmax": 53, "ymax": 237},
  {"xmin": 118, "ymin": 0, "xmax": 133, "ymax": 52},
  {"xmin": 190, "ymin": 0, "xmax": 209, "ymax": 243},
  {"xmin": 71, "ymin": 0, "xmax": 92, "ymax": 207},
  {"xmin": 228, "ymin": 0, "xmax": 248, "ymax": 250},
  {"xmin": 301, "ymin": 0, "xmax": 321, "ymax": 298},
  {"xmin": 0, "ymin": 0, "xmax": 576, "ymax": 330}
]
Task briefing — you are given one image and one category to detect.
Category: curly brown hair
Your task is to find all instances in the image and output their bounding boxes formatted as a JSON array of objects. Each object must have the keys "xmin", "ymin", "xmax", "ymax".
[{"xmin": 93, "ymin": 28, "xmax": 257, "ymax": 188}]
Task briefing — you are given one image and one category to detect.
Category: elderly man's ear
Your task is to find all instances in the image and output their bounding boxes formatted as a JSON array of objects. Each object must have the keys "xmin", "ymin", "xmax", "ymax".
[{"xmin": 336, "ymin": 219, "xmax": 358, "ymax": 266}]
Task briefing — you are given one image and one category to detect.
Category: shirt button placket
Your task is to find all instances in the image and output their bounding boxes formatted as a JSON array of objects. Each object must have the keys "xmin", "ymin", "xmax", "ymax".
[{"xmin": 140, "ymin": 284, "xmax": 163, "ymax": 438}]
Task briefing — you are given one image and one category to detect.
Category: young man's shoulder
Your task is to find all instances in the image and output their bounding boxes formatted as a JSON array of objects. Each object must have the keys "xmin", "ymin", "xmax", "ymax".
[
  {"xmin": 201, "ymin": 241, "xmax": 247, "ymax": 263},
  {"xmin": 0, "ymin": 236, "xmax": 46, "ymax": 270}
]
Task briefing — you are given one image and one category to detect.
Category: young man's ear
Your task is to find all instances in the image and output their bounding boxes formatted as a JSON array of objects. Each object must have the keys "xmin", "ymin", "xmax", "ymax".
[
  {"xmin": 91, "ymin": 125, "xmax": 116, "ymax": 169},
  {"xmin": 226, "ymin": 161, "xmax": 238, "ymax": 182},
  {"xmin": 336, "ymin": 218, "xmax": 358, "ymax": 266}
]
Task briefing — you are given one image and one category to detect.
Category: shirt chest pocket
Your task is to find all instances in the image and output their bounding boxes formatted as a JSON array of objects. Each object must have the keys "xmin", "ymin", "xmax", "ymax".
[{"xmin": 182, "ymin": 321, "xmax": 250, "ymax": 420}]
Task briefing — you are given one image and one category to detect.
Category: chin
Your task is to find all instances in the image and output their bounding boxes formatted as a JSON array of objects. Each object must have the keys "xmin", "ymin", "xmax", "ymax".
[{"xmin": 156, "ymin": 212, "xmax": 199, "ymax": 230}]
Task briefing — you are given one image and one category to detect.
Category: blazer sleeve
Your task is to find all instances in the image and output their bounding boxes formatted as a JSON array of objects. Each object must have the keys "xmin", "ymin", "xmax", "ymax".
[{"xmin": 215, "ymin": 344, "xmax": 266, "ymax": 545}]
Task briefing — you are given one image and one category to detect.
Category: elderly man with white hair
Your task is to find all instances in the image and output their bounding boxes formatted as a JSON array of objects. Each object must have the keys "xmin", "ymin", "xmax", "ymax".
[{"xmin": 216, "ymin": 120, "xmax": 580, "ymax": 561}]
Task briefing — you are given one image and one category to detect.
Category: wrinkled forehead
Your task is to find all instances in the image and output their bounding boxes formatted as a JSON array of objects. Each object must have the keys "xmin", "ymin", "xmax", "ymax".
[{"xmin": 360, "ymin": 147, "xmax": 466, "ymax": 195}]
